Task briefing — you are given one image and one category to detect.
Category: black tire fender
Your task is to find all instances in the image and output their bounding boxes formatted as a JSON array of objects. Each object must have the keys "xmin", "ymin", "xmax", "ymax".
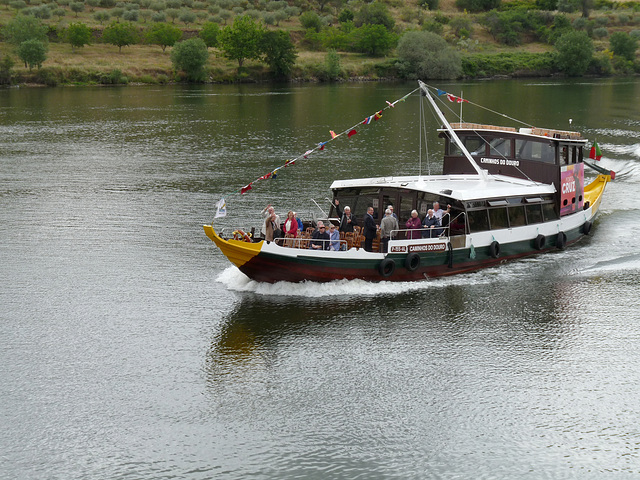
[
  {"xmin": 489, "ymin": 240, "xmax": 500, "ymax": 259},
  {"xmin": 534, "ymin": 234, "xmax": 546, "ymax": 251},
  {"xmin": 405, "ymin": 252, "xmax": 421, "ymax": 272},
  {"xmin": 583, "ymin": 221, "xmax": 592, "ymax": 236},
  {"xmin": 378, "ymin": 258, "xmax": 396, "ymax": 277},
  {"xmin": 556, "ymin": 231, "xmax": 567, "ymax": 250}
]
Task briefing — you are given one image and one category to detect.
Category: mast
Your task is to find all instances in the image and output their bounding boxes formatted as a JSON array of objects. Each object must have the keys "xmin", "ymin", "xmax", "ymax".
[{"xmin": 418, "ymin": 80, "xmax": 488, "ymax": 181}]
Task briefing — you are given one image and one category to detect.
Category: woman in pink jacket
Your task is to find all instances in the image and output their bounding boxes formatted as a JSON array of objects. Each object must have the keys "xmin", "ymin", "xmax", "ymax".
[{"xmin": 405, "ymin": 210, "xmax": 422, "ymax": 240}]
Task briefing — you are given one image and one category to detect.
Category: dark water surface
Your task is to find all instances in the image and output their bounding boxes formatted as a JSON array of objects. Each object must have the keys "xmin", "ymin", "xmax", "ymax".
[{"xmin": 2, "ymin": 79, "xmax": 640, "ymax": 479}]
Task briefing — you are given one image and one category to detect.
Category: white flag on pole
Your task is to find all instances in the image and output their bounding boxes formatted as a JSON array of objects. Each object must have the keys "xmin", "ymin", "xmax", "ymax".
[{"xmin": 214, "ymin": 197, "xmax": 227, "ymax": 218}]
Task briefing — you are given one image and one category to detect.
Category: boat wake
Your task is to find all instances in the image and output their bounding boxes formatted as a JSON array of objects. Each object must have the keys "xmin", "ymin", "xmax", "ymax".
[
  {"xmin": 571, "ymin": 252, "xmax": 640, "ymax": 276},
  {"xmin": 215, "ymin": 266, "xmax": 491, "ymax": 298}
]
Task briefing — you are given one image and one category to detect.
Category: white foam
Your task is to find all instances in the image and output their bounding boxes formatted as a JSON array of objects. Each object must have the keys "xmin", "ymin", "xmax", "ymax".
[{"xmin": 215, "ymin": 266, "xmax": 490, "ymax": 297}]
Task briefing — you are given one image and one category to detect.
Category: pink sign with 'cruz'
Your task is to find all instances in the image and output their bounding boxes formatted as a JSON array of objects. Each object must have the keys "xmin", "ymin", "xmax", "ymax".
[{"xmin": 560, "ymin": 163, "xmax": 584, "ymax": 216}]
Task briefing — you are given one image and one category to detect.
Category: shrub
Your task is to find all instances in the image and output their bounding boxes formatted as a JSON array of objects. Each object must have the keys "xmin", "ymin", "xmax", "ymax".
[
  {"xmin": 350, "ymin": 23, "xmax": 396, "ymax": 56},
  {"xmin": 199, "ymin": 21, "xmax": 219, "ymax": 47},
  {"xmin": 592, "ymin": 26, "xmax": 608, "ymax": 38},
  {"xmin": 146, "ymin": 22, "xmax": 182, "ymax": 51},
  {"xmin": 300, "ymin": 11, "xmax": 323, "ymax": 32},
  {"xmin": 555, "ymin": 30, "xmax": 593, "ymax": 75},
  {"xmin": 354, "ymin": 2, "xmax": 395, "ymax": 30},
  {"xmin": 609, "ymin": 31, "xmax": 638, "ymax": 61},
  {"xmin": 170, "ymin": 37, "xmax": 209, "ymax": 81},
  {"xmin": 396, "ymin": 30, "xmax": 461, "ymax": 79},
  {"xmin": 66, "ymin": 22, "xmax": 92, "ymax": 51},
  {"xmin": 324, "ymin": 49, "xmax": 341, "ymax": 80},
  {"xmin": 261, "ymin": 29, "xmax": 297, "ymax": 78}
]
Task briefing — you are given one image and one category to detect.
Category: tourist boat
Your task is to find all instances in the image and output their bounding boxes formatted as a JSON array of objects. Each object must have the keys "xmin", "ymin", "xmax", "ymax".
[{"xmin": 204, "ymin": 81, "xmax": 613, "ymax": 283}]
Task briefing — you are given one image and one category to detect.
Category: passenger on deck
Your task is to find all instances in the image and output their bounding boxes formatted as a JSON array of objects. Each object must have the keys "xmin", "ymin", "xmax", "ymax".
[
  {"xmin": 334, "ymin": 199, "xmax": 358, "ymax": 233},
  {"xmin": 380, "ymin": 208, "xmax": 399, "ymax": 253},
  {"xmin": 261, "ymin": 204, "xmax": 281, "ymax": 238},
  {"xmin": 294, "ymin": 212, "xmax": 303, "ymax": 232},
  {"xmin": 283, "ymin": 210, "xmax": 298, "ymax": 237},
  {"xmin": 329, "ymin": 224, "xmax": 341, "ymax": 251},
  {"xmin": 363, "ymin": 206, "xmax": 378, "ymax": 252},
  {"xmin": 387, "ymin": 205, "xmax": 398, "ymax": 220},
  {"xmin": 422, "ymin": 209, "xmax": 439, "ymax": 238},
  {"xmin": 405, "ymin": 210, "xmax": 422, "ymax": 240},
  {"xmin": 264, "ymin": 211, "xmax": 279, "ymax": 242},
  {"xmin": 310, "ymin": 222, "xmax": 330, "ymax": 250},
  {"xmin": 433, "ymin": 202, "xmax": 451, "ymax": 223}
]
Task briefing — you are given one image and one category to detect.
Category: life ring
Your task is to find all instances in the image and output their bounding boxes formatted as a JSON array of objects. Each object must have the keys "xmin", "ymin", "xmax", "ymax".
[
  {"xmin": 556, "ymin": 231, "xmax": 567, "ymax": 250},
  {"xmin": 405, "ymin": 252, "xmax": 421, "ymax": 272},
  {"xmin": 234, "ymin": 229, "xmax": 252, "ymax": 243},
  {"xmin": 489, "ymin": 240, "xmax": 500, "ymax": 259},
  {"xmin": 583, "ymin": 221, "xmax": 592, "ymax": 236},
  {"xmin": 534, "ymin": 234, "xmax": 546, "ymax": 251},
  {"xmin": 378, "ymin": 258, "xmax": 396, "ymax": 278}
]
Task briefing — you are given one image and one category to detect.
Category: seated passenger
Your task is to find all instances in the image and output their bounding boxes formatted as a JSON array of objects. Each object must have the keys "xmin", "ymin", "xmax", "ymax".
[
  {"xmin": 328, "ymin": 224, "xmax": 341, "ymax": 251},
  {"xmin": 405, "ymin": 210, "xmax": 422, "ymax": 240},
  {"xmin": 310, "ymin": 222, "xmax": 330, "ymax": 250}
]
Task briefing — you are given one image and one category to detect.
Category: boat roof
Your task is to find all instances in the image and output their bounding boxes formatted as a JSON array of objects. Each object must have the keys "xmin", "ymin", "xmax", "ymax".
[
  {"xmin": 441, "ymin": 123, "xmax": 587, "ymax": 144},
  {"xmin": 329, "ymin": 174, "xmax": 556, "ymax": 201}
]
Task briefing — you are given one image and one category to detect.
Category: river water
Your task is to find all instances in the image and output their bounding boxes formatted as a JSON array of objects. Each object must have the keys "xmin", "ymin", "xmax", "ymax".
[{"xmin": 1, "ymin": 79, "xmax": 640, "ymax": 479}]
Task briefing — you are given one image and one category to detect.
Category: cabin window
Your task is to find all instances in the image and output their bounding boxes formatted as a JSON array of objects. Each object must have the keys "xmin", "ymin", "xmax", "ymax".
[
  {"xmin": 468, "ymin": 210, "xmax": 489, "ymax": 233},
  {"xmin": 489, "ymin": 138, "xmax": 512, "ymax": 158},
  {"xmin": 542, "ymin": 203, "xmax": 558, "ymax": 221},
  {"xmin": 489, "ymin": 208, "xmax": 509, "ymax": 230},
  {"xmin": 449, "ymin": 135, "xmax": 486, "ymax": 156},
  {"xmin": 399, "ymin": 195, "xmax": 414, "ymax": 222},
  {"xmin": 516, "ymin": 140, "xmax": 555, "ymax": 164},
  {"xmin": 525, "ymin": 204, "xmax": 543, "ymax": 224},
  {"xmin": 508, "ymin": 206, "xmax": 526, "ymax": 227}
]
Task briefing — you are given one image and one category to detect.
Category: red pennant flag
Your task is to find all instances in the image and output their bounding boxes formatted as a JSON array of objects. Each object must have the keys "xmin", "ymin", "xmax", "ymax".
[
  {"xmin": 240, "ymin": 183, "xmax": 253, "ymax": 194},
  {"xmin": 348, "ymin": 129, "xmax": 357, "ymax": 138}
]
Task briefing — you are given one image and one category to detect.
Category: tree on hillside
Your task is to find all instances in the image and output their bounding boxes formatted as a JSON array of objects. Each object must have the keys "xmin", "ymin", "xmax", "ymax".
[
  {"xmin": 70, "ymin": 1, "xmax": 85, "ymax": 17},
  {"xmin": 555, "ymin": 31, "xmax": 593, "ymax": 76},
  {"xmin": 351, "ymin": 24, "xmax": 396, "ymax": 56},
  {"xmin": 17, "ymin": 38, "xmax": 47, "ymax": 69},
  {"xmin": 218, "ymin": 15, "xmax": 265, "ymax": 70},
  {"xmin": 609, "ymin": 31, "xmax": 638, "ymax": 62},
  {"xmin": 354, "ymin": 2, "xmax": 394, "ymax": 30},
  {"xmin": 170, "ymin": 37, "xmax": 209, "ymax": 81},
  {"xmin": 146, "ymin": 22, "xmax": 182, "ymax": 52},
  {"xmin": 199, "ymin": 22, "xmax": 220, "ymax": 48},
  {"xmin": 66, "ymin": 22, "xmax": 92, "ymax": 51},
  {"xmin": 103, "ymin": 21, "xmax": 139, "ymax": 52},
  {"xmin": 261, "ymin": 30, "xmax": 297, "ymax": 78},
  {"xmin": 4, "ymin": 14, "xmax": 48, "ymax": 45},
  {"xmin": 396, "ymin": 31, "xmax": 461, "ymax": 79}
]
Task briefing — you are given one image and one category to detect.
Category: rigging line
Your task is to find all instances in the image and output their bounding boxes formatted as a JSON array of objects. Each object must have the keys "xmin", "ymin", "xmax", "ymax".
[
  {"xmin": 420, "ymin": 82, "xmax": 534, "ymax": 128},
  {"xmin": 420, "ymin": 96, "xmax": 431, "ymax": 176}
]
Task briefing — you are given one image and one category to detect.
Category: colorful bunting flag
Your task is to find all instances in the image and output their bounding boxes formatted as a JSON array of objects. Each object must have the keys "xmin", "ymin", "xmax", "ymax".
[
  {"xmin": 330, "ymin": 130, "xmax": 338, "ymax": 139},
  {"xmin": 240, "ymin": 184, "xmax": 252, "ymax": 195},
  {"xmin": 589, "ymin": 141, "xmax": 602, "ymax": 161},
  {"xmin": 374, "ymin": 111, "xmax": 382, "ymax": 121},
  {"xmin": 362, "ymin": 115, "xmax": 373, "ymax": 125},
  {"xmin": 386, "ymin": 101, "xmax": 395, "ymax": 108},
  {"xmin": 348, "ymin": 129, "xmax": 357, "ymax": 138},
  {"xmin": 214, "ymin": 197, "xmax": 226, "ymax": 218},
  {"xmin": 318, "ymin": 142, "xmax": 327, "ymax": 150},
  {"xmin": 437, "ymin": 89, "xmax": 447, "ymax": 97}
]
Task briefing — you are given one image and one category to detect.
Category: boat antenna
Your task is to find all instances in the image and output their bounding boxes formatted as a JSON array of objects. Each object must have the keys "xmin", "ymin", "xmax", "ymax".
[
  {"xmin": 459, "ymin": 90, "xmax": 463, "ymax": 122},
  {"xmin": 418, "ymin": 80, "xmax": 488, "ymax": 181}
]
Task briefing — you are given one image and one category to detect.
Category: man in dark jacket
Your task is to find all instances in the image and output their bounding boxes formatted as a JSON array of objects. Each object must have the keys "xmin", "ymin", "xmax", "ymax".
[
  {"xmin": 363, "ymin": 206, "xmax": 378, "ymax": 252},
  {"xmin": 334, "ymin": 199, "xmax": 358, "ymax": 233},
  {"xmin": 310, "ymin": 221, "xmax": 330, "ymax": 250}
]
